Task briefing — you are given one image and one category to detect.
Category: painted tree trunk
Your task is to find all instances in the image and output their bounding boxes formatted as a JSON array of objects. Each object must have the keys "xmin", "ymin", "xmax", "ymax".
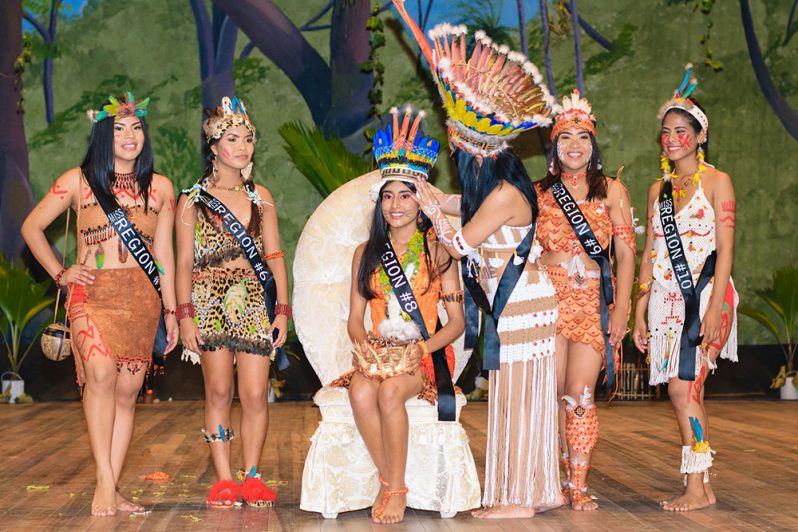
[
  {"xmin": 539, "ymin": 0, "xmax": 556, "ymax": 96},
  {"xmin": 212, "ymin": 0, "xmax": 373, "ymax": 138},
  {"xmin": 0, "ymin": 1, "xmax": 35, "ymax": 260},
  {"xmin": 517, "ymin": 0, "xmax": 528, "ymax": 57},
  {"xmin": 212, "ymin": 0, "xmax": 332, "ymax": 128},
  {"xmin": 189, "ymin": 0, "xmax": 237, "ymax": 110},
  {"xmin": 740, "ymin": 0, "xmax": 798, "ymax": 141},
  {"xmin": 323, "ymin": 0, "xmax": 373, "ymax": 138},
  {"xmin": 570, "ymin": 0, "xmax": 584, "ymax": 95}
]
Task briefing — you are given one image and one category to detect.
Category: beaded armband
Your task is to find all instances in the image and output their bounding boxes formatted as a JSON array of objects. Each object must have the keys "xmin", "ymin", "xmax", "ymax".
[
  {"xmin": 264, "ymin": 250, "xmax": 285, "ymax": 261},
  {"xmin": 176, "ymin": 302, "xmax": 196, "ymax": 320},
  {"xmin": 440, "ymin": 290, "xmax": 464, "ymax": 303},
  {"xmin": 275, "ymin": 303, "xmax": 292, "ymax": 319},
  {"xmin": 612, "ymin": 223, "xmax": 637, "ymax": 252}
]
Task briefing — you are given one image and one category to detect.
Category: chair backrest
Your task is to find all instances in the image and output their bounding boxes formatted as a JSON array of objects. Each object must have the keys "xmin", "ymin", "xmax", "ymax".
[{"xmin": 293, "ymin": 172, "xmax": 468, "ymax": 386}]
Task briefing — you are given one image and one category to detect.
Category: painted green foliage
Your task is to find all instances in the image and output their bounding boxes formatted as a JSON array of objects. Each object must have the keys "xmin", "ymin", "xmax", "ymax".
[{"xmin": 19, "ymin": 0, "xmax": 798, "ymax": 344}]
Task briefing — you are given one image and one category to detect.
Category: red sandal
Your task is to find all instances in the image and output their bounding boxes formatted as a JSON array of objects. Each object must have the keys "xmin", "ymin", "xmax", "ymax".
[
  {"xmin": 241, "ymin": 474, "xmax": 277, "ymax": 509},
  {"xmin": 206, "ymin": 479, "xmax": 240, "ymax": 509}
]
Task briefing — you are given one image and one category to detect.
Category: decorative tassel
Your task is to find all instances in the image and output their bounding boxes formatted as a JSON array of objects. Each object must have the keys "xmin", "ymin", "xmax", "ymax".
[{"xmin": 95, "ymin": 242, "xmax": 105, "ymax": 269}]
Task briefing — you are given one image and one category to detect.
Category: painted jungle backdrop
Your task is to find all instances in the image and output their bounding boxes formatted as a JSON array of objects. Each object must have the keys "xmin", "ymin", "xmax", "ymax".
[{"xmin": 1, "ymin": 0, "xmax": 796, "ymax": 380}]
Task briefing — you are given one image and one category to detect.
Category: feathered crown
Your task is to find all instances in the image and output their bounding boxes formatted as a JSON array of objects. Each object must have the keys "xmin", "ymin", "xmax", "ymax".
[
  {"xmin": 374, "ymin": 106, "xmax": 439, "ymax": 179},
  {"xmin": 551, "ymin": 90, "xmax": 596, "ymax": 140},
  {"xmin": 203, "ymin": 96, "xmax": 257, "ymax": 141},
  {"xmin": 657, "ymin": 64, "xmax": 708, "ymax": 132},
  {"xmin": 87, "ymin": 91, "xmax": 150, "ymax": 123},
  {"xmin": 392, "ymin": 1, "xmax": 558, "ymax": 158},
  {"xmin": 370, "ymin": 106, "xmax": 439, "ymax": 200}
]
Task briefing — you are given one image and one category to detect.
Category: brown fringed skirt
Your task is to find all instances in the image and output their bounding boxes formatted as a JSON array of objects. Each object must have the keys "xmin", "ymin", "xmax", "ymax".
[{"xmin": 67, "ymin": 267, "xmax": 161, "ymax": 386}]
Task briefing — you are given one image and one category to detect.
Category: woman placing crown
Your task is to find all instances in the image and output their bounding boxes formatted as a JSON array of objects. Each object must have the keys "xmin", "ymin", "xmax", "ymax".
[
  {"xmin": 392, "ymin": 0, "xmax": 565, "ymax": 518},
  {"xmin": 633, "ymin": 65, "xmax": 738, "ymax": 512},
  {"xmin": 535, "ymin": 90, "xmax": 636, "ymax": 511},
  {"xmin": 22, "ymin": 92, "xmax": 179, "ymax": 516},
  {"xmin": 175, "ymin": 97, "xmax": 291, "ymax": 508},
  {"xmin": 328, "ymin": 107, "xmax": 464, "ymax": 524}
]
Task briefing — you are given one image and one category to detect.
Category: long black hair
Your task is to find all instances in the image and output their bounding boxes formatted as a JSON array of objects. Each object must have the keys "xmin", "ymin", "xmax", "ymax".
[
  {"xmin": 661, "ymin": 98, "xmax": 710, "ymax": 161},
  {"xmin": 80, "ymin": 100, "xmax": 154, "ymax": 211},
  {"xmin": 455, "ymin": 148, "xmax": 538, "ymax": 225},
  {"xmin": 357, "ymin": 180, "xmax": 452, "ymax": 300},
  {"xmin": 538, "ymin": 132, "xmax": 609, "ymax": 201},
  {"xmin": 197, "ymin": 109, "xmax": 260, "ymax": 235}
]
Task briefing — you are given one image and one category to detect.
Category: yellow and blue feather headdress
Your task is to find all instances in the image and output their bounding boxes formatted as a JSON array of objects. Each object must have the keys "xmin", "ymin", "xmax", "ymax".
[
  {"xmin": 392, "ymin": 1, "xmax": 558, "ymax": 158},
  {"xmin": 370, "ymin": 106, "xmax": 439, "ymax": 200}
]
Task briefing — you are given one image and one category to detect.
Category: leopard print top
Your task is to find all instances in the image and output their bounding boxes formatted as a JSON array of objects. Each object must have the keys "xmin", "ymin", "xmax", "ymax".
[{"xmin": 193, "ymin": 207, "xmax": 264, "ymax": 269}]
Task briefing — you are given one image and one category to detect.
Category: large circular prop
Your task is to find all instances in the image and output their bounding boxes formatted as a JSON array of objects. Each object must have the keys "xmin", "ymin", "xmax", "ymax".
[{"xmin": 293, "ymin": 172, "xmax": 466, "ymax": 386}]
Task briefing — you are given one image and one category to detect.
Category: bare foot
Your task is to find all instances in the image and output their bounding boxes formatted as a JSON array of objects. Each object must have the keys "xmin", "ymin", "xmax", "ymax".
[
  {"xmin": 571, "ymin": 492, "xmax": 598, "ymax": 512},
  {"xmin": 91, "ymin": 479, "xmax": 117, "ymax": 517},
  {"xmin": 704, "ymin": 481, "xmax": 717, "ymax": 505},
  {"xmin": 472, "ymin": 505, "xmax": 535, "ymax": 519},
  {"xmin": 370, "ymin": 483, "xmax": 387, "ymax": 522},
  {"xmin": 116, "ymin": 491, "xmax": 145, "ymax": 513},
  {"xmin": 535, "ymin": 492, "xmax": 568, "ymax": 513},
  {"xmin": 377, "ymin": 490, "xmax": 407, "ymax": 524},
  {"xmin": 661, "ymin": 486, "xmax": 711, "ymax": 512}
]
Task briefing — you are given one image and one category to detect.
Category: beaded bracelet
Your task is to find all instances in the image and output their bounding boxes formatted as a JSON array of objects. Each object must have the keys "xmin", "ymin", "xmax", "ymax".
[
  {"xmin": 275, "ymin": 303, "xmax": 292, "ymax": 319},
  {"xmin": 176, "ymin": 302, "xmax": 196, "ymax": 320},
  {"xmin": 54, "ymin": 268, "xmax": 67, "ymax": 288},
  {"xmin": 264, "ymin": 250, "xmax": 285, "ymax": 261},
  {"xmin": 163, "ymin": 308, "xmax": 176, "ymax": 317}
]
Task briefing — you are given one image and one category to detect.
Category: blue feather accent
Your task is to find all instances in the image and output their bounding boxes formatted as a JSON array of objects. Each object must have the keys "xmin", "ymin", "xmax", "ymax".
[
  {"xmin": 682, "ymin": 82, "xmax": 698, "ymax": 100},
  {"xmin": 677, "ymin": 67, "xmax": 692, "ymax": 96},
  {"xmin": 689, "ymin": 416, "xmax": 703, "ymax": 442},
  {"xmin": 218, "ymin": 423, "xmax": 225, "ymax": 442}
]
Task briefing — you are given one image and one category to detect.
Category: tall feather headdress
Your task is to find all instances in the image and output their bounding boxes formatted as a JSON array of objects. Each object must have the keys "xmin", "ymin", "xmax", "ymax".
[{"xmin": 392, "ymin": 0, "xmax": 559, "ymax": 158}]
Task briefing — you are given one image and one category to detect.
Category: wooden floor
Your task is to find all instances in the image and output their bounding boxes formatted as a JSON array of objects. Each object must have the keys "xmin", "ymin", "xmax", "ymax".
[{"xmin": 1, "ymin": 399, "xmax": 796, "ymax": 531}]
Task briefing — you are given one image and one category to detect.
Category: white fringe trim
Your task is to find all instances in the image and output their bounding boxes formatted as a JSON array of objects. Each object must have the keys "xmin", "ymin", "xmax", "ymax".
[{"xmin": 680, "ymin": 444, "xmax": 714, "ymax": 485}]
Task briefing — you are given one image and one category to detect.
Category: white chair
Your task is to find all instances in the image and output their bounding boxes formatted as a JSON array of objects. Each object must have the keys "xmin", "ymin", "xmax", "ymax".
[{"xmin": 293, "ymin": 172, "xmax": 481, "ymax": 518}]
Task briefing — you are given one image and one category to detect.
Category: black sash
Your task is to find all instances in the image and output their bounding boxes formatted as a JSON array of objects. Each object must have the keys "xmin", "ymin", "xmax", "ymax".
[
  {"xmin": 379, "ymin": 240, "xmax": 456, "ymax": 422},
  {"xmin": 94, "ymin": 196, "xmax": 168, "ymax": 366},
  {"xmin": 460, "ymin": 224, "xmax": 536, "ymax": 371},
  {"xmin": 196, "ymin": 188, "xmax": 289, "ymax": 371},
  {"xmin": 550, "ymin": 181, "xmax": 616, "ymax": 386},
  {"xmin": 658, "ymin": 181, "xmax": 717, "ymax": 381}
]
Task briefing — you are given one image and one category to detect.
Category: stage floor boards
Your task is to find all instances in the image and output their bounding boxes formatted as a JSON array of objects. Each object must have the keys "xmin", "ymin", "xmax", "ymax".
[{"xmin": 1, "ymin": 399, "xmax": 796, "ymax": 531}]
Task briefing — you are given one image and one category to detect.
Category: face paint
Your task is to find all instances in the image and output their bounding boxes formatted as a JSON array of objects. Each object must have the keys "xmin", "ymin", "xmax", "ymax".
[
  {"xmin": 660, "ymin": 132, "xmax": 669, "ymax": 151},
  {"xmin": 677, "ymin": 132, "xmax": 693, "ymax": 150}
]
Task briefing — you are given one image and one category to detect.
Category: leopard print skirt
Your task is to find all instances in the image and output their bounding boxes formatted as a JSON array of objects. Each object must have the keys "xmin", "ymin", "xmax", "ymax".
[{"xmin": 191, "ymin": 267, "xmax": 275, "ymax": 359}]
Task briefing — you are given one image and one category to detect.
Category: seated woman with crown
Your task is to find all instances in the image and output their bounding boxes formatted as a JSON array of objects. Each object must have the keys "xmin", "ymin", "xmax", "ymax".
[
  {"xmin": 328, "ymin": 107, "xmax": 464, "ymax": 524},
  {"xmin": 392, "ymin": 0, "xmax": 565, "ymax": 518}
]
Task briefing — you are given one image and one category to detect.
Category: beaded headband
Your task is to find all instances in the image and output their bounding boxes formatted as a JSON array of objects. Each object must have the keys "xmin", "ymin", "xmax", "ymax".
[
  {"xmin": 203, "ymin": 96, "xmax": 257, "ymax": 141},
  {"xmin": 657, "ymin": 64, "xmax": 709, "ymax": 132},
  {"xmin": 86, "ymin": 92, "xmax": 150, "ymax": 123},
  {"xmin": 551, "ymin": 90, "xmax": 596, "ymax": 140},
  {"xmin": 392, "ymin": 1, "xmax": 558, "ymax": 158}
]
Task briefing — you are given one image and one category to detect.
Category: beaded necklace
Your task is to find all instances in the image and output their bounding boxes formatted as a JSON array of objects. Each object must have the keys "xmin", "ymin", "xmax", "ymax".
[{"xmin": 378, "ymin": 230, "xmax": 424, "ymax": 296}]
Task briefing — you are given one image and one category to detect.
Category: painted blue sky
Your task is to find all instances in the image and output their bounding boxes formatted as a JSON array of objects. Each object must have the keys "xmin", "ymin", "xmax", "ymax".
[{"xmin": 24, "ymin": 0, "xmax": 540, "ymax": 32}]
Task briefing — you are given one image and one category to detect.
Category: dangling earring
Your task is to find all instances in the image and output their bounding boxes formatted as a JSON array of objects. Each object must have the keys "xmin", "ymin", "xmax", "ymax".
[
  {"xmin": 597, "ymin": 159, "xmax": 603, "ymax": 171},
  {"xmin": 211, "ymin": 156, "xmax": 220, "ymax": 186},
  {"xmin": 697, "ymin": 145, "xmax": 705, "ymax": 164},
  {"xmin": 548, "ymin": 158, "xmax": 556, "ymax": 175},
  {"xmin": 241, "ymin": 162, "xmax": 253, "ymax": 181},
  {"xmin": 417, "ymin": 211, "xmax": 423, "ymax": 226},
  {"xmin": 660, "ymin": 152, "xmax": 673, "ymax": 181}
]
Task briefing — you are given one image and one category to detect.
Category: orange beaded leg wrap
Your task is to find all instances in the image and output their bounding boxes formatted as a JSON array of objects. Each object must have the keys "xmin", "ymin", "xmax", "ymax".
[
  {"xmin": 568, "ymin": 460, "xmax": 593, "ymax": 506},
  {"xmin": 565, "ymin": 401, "xmax": 599, "ymax": 457}
]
